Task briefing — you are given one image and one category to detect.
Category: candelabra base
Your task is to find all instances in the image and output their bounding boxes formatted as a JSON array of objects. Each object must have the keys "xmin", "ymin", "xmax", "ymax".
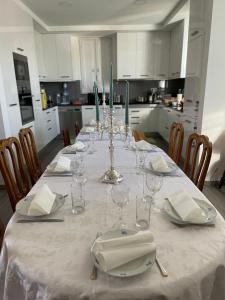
[{"xmin": 101, "ymin": 167, "xmax": 123, "ymax": 184}]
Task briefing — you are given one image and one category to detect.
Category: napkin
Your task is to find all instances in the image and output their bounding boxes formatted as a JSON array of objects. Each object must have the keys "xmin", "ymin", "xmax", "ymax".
[
  {"xmin": 54, "ymin": 156, "xmax": 71, "ymax": 172},
  {"xmin": 135, "ymin": 140, "xmax": 152, "ymax": 151},
  {"xmin": 28, "ymin": 184, "xmax": 56, "ymax": 216},
  {"xmin": 71, "ymin": 141, "xmax": 86, "ymax": 151},
  {"xmin": 81, "ymin": 126, "xmax": 95, "ymax": 133},
  {"xmin": 89, "ymin": 119, "xmax": 96, "ymax": 126},
  {"xmin": 151, "ymin": 156, "xmax": 170, "ymax": 172},
  {"xmin": 167, "ymin": 189, "xmax": 207, "ymax": 223},
  {"xmin": 93, "ymin": 231, "xmax": 156, "ymax": 272}
]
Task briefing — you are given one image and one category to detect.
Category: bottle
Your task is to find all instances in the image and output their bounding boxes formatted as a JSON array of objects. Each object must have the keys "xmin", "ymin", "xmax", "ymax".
[
  {"xmin": 62, "ymin": 83, "xmax": 69, "ymax": 104},
  {"xmin": 40, "ymin": 88, "xmax": 47, "ymax": 109},
  {"xmin": 177, "ymin": 89, "xmax": 183, "ymax": 104}
]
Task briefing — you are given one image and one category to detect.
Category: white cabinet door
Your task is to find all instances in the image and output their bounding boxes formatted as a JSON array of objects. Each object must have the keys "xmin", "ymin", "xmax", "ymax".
[
  {"xmin": 136, "ymin": 32, "xmax": 154, "ymax": 79},
  {"xmin": 56, "ymin": 34, "xmax": 73, "ymax": 81},
  {"xmin": 81, "ymin": 106, "xmax": 96, "ymax": 126},
  {"xmin": 117, "ymin": 33, "xmax": 136, "ymax": 79},
  {"xmin": 153, "ymin": 32, "xmax": 170, "ymax": 80},
  {"xmin": 80, "ymin": 39, "xmax": 101, "ymax": 93},
  {"xmin": 42, "ymin": 35, "xmax": 58, "ymax": 81},
  {"xmin": 186, "ymin": 33, "xmax": 203, "ymax": 78},
  {"xmin": 34, "ymin": 31, "xmax": 46, "ymax": 81},
  {"xmin": 7, "ymin": 104, "xmax": 22, "ymax": 137}
]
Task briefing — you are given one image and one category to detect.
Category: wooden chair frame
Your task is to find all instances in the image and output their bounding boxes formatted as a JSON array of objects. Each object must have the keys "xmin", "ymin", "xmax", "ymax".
[
  {"xmin": 184, "ymin": 133, "xmax": 212, "ymax": 191},
  {"xmin": 0, "ymin": 137, "xmax": 30, "ymax": 211},
  {"xmin": 133, "ymin": 130, "xmax": 146, "ymax": 142},
  {"xmin": 62, "ymin": 129, "xmax": 71, "ymax": 147},
  {"xmin": 168, "ymin": 122, "xmax": 184, "ymax": 165},
  {"xmin": 19, "ymin": 127, "xmax": 42, "ymax": 185}
]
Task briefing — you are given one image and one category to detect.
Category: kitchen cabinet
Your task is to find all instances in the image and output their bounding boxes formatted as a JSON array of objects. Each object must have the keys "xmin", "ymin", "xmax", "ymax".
[
  {"xmin": 42, "ymin": 35, "xmax": 58, "ymax": 82},
  {"xmin": 169, "ymin": 20, "xmax": 189, "ymax": 79},
  {"xmin": 129, "ymin": 107, "xmax": 159, "ymax": 132},
  {"xmin": 153, "ymin": 32, "xmax": 171, "ymax": 80},
  {"xmin": 186, "ymin": 31, "xmax": 203, "ymax": 78},
  {"xmin": 55, "ymin": 34, "xmax": 73, "ymax": 81},
  {"xmin": 34, "ymin": 31, "xmax": 46, "ymax": 81},
  {"xmin": 80, "ymin": 38, "xmax": 102, "ymax": 93},
  {"xmin": 117, "ymin": 33, "xmax": 137, "ymax": 79},
  {"xmin": 136, "ymin": 32, "xmax": 154, "ymax": 79}
]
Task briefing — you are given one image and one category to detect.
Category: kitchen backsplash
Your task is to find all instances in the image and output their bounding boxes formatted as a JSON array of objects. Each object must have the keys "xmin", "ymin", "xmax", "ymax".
[{"xmin": 40, "ymin": 79, "xmax": 185, "ymax": 105}]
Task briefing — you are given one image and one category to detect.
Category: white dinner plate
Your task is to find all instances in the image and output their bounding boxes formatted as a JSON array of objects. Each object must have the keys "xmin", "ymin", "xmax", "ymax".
[
  {"xmin": 163, "ymin": 198, "xmax": 217, "ymax": 225},
  {"xmin": 146, "ymin": 161, "xmax": 178, "ymax": 175},
  {"xmin": 46, "ymin": 161, "xmax": 72, "ymax": 175},
  {"xmin": 90, "ymin": 229, "xmax": 156, "ymax": 278},
  {"xmin": 16, "ymin": 193, "xmax": 65, "ymax": 217},
  {"xmin": 80, "ymin": 126, "xmax": 95, "ymax": 134}
]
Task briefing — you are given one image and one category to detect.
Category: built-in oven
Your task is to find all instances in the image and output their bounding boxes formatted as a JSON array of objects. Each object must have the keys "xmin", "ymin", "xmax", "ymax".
[{"xmin": 13, "ymin": 52, "xmax": 34, "ymax": 125}]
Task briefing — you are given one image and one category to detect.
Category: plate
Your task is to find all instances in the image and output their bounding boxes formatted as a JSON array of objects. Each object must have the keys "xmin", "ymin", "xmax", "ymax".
[
  {"xmin": 16, "ymin": 193, "xmax": 65, "ymax": 217},
  {"xmin": 80, "ymin": 127, "xmax": 95, "ymax": 134},
  {"xmin": 61, "ymin": 146, "xmax": 77, "ymax": 154},
  {"xmin": 46, "ymin": 161, "xmax": 72, "ymax": 174},
  {"xmin": 163, "ymin": 198, "xmax": 217, "ymax": 225},
  {"xmin": 131, "ymin": 143, "xmax": 158, "ymax": 152},
  {"xmin": 90, "ymin": 229, "xmax": 156, "ymax": 278},
  {"xmin": 146, "ymin": 161, "xmax": 178, "ymax": 175}
]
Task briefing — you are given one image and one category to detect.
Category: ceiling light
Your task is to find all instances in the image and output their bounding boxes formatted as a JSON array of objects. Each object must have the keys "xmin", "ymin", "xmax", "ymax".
[
  {"xmin": 134, "ymin": 0, "xmax": 147, "ymax": 5},
  {"xmin": 58, "ymin": 0, "xmax": 73, "ymax": 7}
]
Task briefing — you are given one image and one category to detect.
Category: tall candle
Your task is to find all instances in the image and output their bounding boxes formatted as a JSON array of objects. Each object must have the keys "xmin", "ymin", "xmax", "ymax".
[
  {"xmin": 103, "ymin": 80, "xmax": 105, "ymax": 96},
  {"xmin": 125, "ymin": 81, "xmax": 129, "ymax": 125},
  {"xmin": 94, "ymin": 82, "xmax": 100, "ymax": 122},
  {"xmin": 109, "ymin": 64, "xmax": 113, "ymax": 109}
]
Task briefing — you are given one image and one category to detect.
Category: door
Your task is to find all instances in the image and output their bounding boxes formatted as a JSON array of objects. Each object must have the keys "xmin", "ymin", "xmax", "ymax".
[
  {"xmin": 117, "ymin": 33, "xmax": 136, "ymax": 79},
  {"xmin": 56, "ymin": 34, "xmax": 73, "ymax": 81},
  {"xmin": 42, "ymin": 35, "xmax": 58, "ymax": 81},
  {"xmin": 153, "ymin": 32, "xmax": 170, "ymax": 80}
]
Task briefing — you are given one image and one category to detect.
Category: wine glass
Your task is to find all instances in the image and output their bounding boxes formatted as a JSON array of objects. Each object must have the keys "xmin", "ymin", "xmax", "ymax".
[
  {"xmin": 146, "ymin": 173, "xmax": 163, "ymax": 207},
  {"xmin": 111, "ymin": 185, "xmax": 130, "ymax": 230},
  {"xmin": 136, "ymin": 148, "xmax": 147, "ymax": 174}
]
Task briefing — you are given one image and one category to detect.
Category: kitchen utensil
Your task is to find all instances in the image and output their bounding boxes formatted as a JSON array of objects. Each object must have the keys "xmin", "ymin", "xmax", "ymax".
[
  {"xmin": 155, "ymin": 257, "xmax": 168, "ymax": 277},
  {"xmin": 90, "ymin": 232, "xmax": 101, "ymax": 280},
  {"xmin": 17, "ymin": 218, "xmax": 64, "ymax": 223}
]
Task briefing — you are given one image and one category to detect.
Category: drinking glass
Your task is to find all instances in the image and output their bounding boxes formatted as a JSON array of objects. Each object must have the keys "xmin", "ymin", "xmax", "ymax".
[
  {"xmin": 71, "ymin": 158, "xmax": 85, "ymax": 178},
  {"xmin": 88, "ymin": 131, "xmax": 96, "ymax": 154},
  {"xmin": 136, "ymin": 195, "xmax": 152, "ymax": 229},
  {"xmin": 71, "ymin": 178, "xmax": 86, "ymax": 214},
  {"xmin": 111, "ymin": 185, "xmax": 130, "ymax": 230},
  {"xmin": 146, "ymin": 173, "xmax": 163, "ymax": 206},
  {"xmin": 136, "ymin": 149, "xmax": 147, "ymax": 174}
]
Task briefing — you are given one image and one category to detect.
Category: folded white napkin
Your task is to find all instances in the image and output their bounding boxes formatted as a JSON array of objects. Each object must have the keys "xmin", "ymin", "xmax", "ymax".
[
  {"xmin": 82, "ymin": 126, "xmax": 95, "ymax": 133},
  {"xmin": 151, "ymin": 156, "xmax": 170, "ymax": 172},
  {"xmin": 89, "ymin": 119, "xmax": 96, "ymax": 126},
  {"xmin": 54, "ymin": 156, "xmax": 71, "ymax": 172},
  {"xmin": 28, "ymin": 184, "xmax": 56, "ymax": 216},
  {"xmin": 135, "ymin": 140, "xmax": 152, "ymax": 151},
  {"xmin": 167, "ymin": 189, "xmax": 206, "ymax": 223},
  {"xmin": 71, "ymin": 141, "xmax": 86, "ymax": 151},
  {"xmin": 93, "ymin": 231, "xmax": 156, "ymax": 272}
]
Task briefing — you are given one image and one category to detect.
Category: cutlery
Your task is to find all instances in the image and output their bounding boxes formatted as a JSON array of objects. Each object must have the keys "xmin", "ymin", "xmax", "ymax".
[
  {"xmin": 90, "ymin": 232, "xmax": 101, "ymax": 280},
  {"xmin": 17, "ymin": 219, "xmax": 64, "ymax": 223},
  {"xmin": 155, "ymin": 257, "xmax": 168, "ymax": 277},
  {"xmin": 43, "ymin": 174, "xmax": 72, "ymax": 177}
]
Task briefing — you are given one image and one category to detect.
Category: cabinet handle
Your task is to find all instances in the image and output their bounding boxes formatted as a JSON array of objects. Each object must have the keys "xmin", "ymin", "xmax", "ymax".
[
  {"xmin": 122, "ymin": 75, "xmax": 131, "ymax": 77},
  {"xmin": 185, "ymin": 120, "xmax": 192, "ymax": 124},
  {"xmin": 140, "ymin": 75, "xmax": 149, "ymax": 77},
  {"xmin": 47, "ymin": 120, "xmax": 51, "ymax": 123},
  {"xmin": 28, "ymin": 125, "xmax": 33, "ymax": 129},
  {"xmin": 158, "ymin": 74, "xmax": 166, "ymax": 76},
  {"xmin": 17, "ymin": 47, "xmax": 24, "ymax": 52},
  {"xmin": 131, "ymin": 110, "xmax": 140, "ymax": 113},
  {"xmin": 131, "ymin": 116, "xmax": 140, "ymax": 119},
  {"xmin": 60, "ymin": 76, "xmax": 70, "ymax": 78},
  {"xmin": 191, "ymin": 30, "xmax": 199, "ymax": 37},
  {"xmin": 21, "ymin": 95, "xmax": 32, "ymax": 99},
  {"xmin": 186, "ymin": 99, "xmax": 193, "ymax": 103},
  {"xmin": 167, "ymin": 110, "xmax": 171, "ymax": 113},
  {"xmin": 85, "ymin": 108, "xmax": 94, "ymax": 110},
  {"xmin": 48, "ymin": 127, "xmax": 52, "ymax": 131},
  {"xmin": 35, "ymin": 99, "xmax": 40, "ymax": 102},
  {"xmin": 46, "ymin": 111, "xmax": 50, "ymax": 114},
  {"xmin": 53, "ymin": 109, "xmax": 56, "ymax": 111},
  {"xmin": 9, "ymin": 103, "xmax": 17, "ymax": 107},
  {"xmin": 131, "ymin": 122, "xmax": 140, "ymax": 125}
]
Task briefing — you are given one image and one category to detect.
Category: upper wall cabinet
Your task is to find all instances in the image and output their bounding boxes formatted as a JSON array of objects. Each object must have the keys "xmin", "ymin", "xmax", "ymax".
[
  {"xmin": 117, "ymin": 33, "xmax": 137, "ymax": 79},
  {"xmin": 35, "ymin": 33, "xmax": 81, "ymax": 82},
  {"xmin": 79, "ymin": 38, "xmax": 102, "ymax": 93},
  {"xmin": 153, "ymin": 32, "xmax": 171, "ymax": 80},
  {"xmin": 169, "ymin": 20, "xmax": 189, "ymax": 79}
]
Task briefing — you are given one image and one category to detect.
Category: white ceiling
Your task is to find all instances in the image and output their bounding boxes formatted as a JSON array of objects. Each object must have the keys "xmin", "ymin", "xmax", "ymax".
[{"xmin": 19, "ymin": 0, "xmax": 181, "ymax": 27}]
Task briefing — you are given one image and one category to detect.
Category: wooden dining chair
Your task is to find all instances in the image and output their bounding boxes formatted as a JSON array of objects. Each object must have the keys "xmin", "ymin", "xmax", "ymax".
[
  {"xmin": 0, "ymin": 218, "xmax": 5, "ymax": 249},
  {"xmin": 62, "ymin": 129, "xmax": 71, "ymax": 147},
  {"xmin": 133, "ymin": 130, "xmax": 146, "ymax": 142},
  {"xmin": 75, "ymin": 122, "xmax": 80, "ymax": 137},
  {"xmin": 19, "ymin": 127, "xmax": 42, "ymax": 185},
  {"xmin": 183, "ymin": 133, "xmax": 212, "ymax": 191},
  {"xmin": 0, "ymin": 137, "xmax": 30, "ymax": 211},
  {"xmin": 168, "ymin": 122, "xmax": 184, "ymax": 165}
]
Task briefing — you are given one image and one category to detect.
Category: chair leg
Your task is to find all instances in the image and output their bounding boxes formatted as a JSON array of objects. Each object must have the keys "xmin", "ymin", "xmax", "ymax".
[{"xmin": 218, "ymin": 170, "xmax": 225, "ymax": 189}]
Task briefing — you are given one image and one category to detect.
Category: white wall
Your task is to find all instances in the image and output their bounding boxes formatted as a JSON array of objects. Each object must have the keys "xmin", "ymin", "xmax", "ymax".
[{"xmin": 200, "ymin": 0, "xmax": 225, "ymax": 181}]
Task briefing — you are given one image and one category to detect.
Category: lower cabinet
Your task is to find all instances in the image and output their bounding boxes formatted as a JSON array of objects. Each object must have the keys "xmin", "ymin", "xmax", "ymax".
[
  {"xmin": 34, "ymin": 107, "xmax": 60, "ymax": 151},
  {"xmin": 129, "ymin": 107, "xmax": 159, "ymax": 132}
]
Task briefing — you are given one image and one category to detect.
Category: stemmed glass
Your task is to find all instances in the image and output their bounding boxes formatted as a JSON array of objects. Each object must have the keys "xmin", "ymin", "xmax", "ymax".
[
  {"xmin": 136, "ymin": 148, "xmax": 148, "ymax": 174},
  {"xmin": 88, "ymin": 131, "xmax": 96, "ymax": 154},
  {"xmin": 111, "ymin": 184, "xmax": 130, "ymax": 230},
  {"xmin": 145, "ymin": 172, "xmax": 163, "ymax": 208}
]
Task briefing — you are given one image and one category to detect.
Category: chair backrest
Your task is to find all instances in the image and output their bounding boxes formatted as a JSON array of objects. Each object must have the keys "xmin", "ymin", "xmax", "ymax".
[
  {"xmin": 62, "ymin": 129, "xmax": 71, "ymax": 146},
  {"xmin": 168, "ymin": 122, "xmax": 184, "ymax": 165},
  {"xmin": 0, "ymin": 137, "xmax": 30, "ymax": 211},
  {"xmin": 0, "ymin": 218, "xmax": 5, "ymax": 249},
  {"xmin": 184, "ymin": 133, "xmax": 212, "ymax": 191},
  {"xmin": 19, "ymin": 127, "xmax": 42, "ymax": 185},
  {"xmin": 133, "ymin": 130, "xmax": 146, "ymax": 142},
  {"xmin": 75, "ymin": 122, "xmax": 80, "ymax": 137}
]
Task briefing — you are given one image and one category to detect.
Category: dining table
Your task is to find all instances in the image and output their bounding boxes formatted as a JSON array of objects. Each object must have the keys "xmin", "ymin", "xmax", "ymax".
[{"xmin": 0, "ymin": 134, "xmax": 225, "ymax": 300}]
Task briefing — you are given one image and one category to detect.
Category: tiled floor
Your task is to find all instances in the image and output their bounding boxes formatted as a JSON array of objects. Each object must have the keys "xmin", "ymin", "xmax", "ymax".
[{"xmin": 0, "ymin": 134, "xmax": 225, "ymax": 226}]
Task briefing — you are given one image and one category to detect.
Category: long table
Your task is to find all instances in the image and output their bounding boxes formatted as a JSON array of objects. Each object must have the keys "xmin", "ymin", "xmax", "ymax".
[{"xmin": 1, "ymin": 138, "xmax": 225, "ymax": 300}]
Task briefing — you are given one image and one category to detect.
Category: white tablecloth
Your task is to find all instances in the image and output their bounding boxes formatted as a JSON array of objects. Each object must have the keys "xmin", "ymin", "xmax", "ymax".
[{"xmin": 1, "ymin": 138, "xmax": 225, "ymax": 300}]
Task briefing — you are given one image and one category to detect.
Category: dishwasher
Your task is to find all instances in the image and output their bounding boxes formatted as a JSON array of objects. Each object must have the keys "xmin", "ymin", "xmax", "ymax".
[{"xmin": 58, "ymin": 106, "xmax": 82, "ymax": 137}]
